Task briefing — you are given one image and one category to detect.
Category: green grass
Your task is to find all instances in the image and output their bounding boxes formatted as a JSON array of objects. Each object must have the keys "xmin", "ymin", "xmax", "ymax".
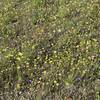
[{"xmin": 0, "ymin": 0, "xmax": 100, "ymax": 99}]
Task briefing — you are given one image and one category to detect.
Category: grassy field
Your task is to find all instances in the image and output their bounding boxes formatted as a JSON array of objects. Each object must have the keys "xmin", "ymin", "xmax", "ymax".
[{"xmin": 0, "ymin": 0, "xmax": 100, "ymax": 100}]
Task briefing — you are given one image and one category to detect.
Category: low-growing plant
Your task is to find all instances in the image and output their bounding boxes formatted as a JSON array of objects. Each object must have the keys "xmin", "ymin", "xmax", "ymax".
[{"xmin": 0, "ymin": 0, "xmax": 100, "ymax": 100}]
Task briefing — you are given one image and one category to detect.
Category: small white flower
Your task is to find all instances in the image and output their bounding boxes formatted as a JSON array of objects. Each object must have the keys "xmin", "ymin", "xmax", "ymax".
[{"xmin": 58, "ymin": 29, "xmax": 61, "ymax": 32}]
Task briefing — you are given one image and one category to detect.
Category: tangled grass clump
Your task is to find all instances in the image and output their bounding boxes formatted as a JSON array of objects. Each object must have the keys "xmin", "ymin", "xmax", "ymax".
[{"xmin": 0, "ymin": 0, "xmax": 100, "ymax": 100}]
